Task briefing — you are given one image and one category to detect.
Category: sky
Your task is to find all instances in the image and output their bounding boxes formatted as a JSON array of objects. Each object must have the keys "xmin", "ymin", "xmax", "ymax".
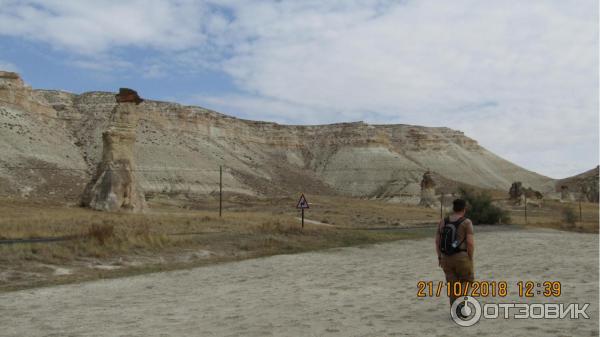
[{"xmin": 0, "ymin": 0, "xmax": 598, "ymax": 179}]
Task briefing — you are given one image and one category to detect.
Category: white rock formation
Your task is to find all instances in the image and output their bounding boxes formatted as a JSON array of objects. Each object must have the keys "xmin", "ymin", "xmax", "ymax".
[
  {"xmin": 82, "ymin": 89, "xmax": 146, "ymax": 212},
  {"xmin": 419, "ymin": 171, "xmax": 438, "ymax": 208},
  {"xmin": 560, "ymin": 185, "xmax": 575, "ymax": 203}
]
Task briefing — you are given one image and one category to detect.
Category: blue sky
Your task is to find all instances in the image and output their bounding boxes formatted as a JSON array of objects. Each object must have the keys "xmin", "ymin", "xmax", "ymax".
[{"xmin": 0, "ymin": 0, "xmax": 598, "ymax": 179}]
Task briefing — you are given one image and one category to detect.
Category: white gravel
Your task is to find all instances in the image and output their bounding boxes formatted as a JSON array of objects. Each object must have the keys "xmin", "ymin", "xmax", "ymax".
[{"xmin": 0, "ymin": 228, "xmax": 597, "ymax": 337}]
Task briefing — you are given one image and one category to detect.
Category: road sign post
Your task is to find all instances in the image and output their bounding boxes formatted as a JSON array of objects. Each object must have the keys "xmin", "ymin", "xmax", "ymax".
[{"xmin": 296, "ymin": 194, "xmax": 309, "ymax": 229}]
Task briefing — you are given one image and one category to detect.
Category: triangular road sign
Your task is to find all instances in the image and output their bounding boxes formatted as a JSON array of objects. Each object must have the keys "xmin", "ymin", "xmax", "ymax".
[{"xmin": 296, "ymin": 193, "xmax": 309, "ymax": 209}]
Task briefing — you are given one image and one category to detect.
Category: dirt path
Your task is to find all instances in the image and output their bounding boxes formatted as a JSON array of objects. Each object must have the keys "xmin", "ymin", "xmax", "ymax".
[
  {"xmin": 296, "ymin": 217, "xmax": 336, "ymax": 227},
  {"xmin": 0, "ymin": 228, "xmax": 597, "ymax": 336}
]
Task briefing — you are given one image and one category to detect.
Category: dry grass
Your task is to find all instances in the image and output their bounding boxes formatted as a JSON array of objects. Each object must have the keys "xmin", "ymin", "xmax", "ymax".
[
  {"xmin": 503, "ymin": 199, "xmax": 599, "ymax": 233},
  {"xmin": 0, "ymin": 196, "xmax": 437, "ymax": 292},
  {"xmin": 178, "ymin": 194, "xmax": 441, "ymax": 227},
  {"xmin": 297, "ymin": 195, "xmax": 440, "ymax": 227},
  {"xmin": 0, "ymin": 195, "xmax": 595, "ymax": 292}
]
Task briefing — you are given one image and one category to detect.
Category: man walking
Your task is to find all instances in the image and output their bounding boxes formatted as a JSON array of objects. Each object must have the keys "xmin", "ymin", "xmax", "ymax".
[{"xmin": 435, "ymin": 199, "xmax": 475, "ymax": 309}]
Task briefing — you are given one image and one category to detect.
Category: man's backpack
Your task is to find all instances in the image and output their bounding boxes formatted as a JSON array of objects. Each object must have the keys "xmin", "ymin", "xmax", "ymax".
[{"xmin": 439, "ymin": 217, "xmax": 466, "ymax": 256}]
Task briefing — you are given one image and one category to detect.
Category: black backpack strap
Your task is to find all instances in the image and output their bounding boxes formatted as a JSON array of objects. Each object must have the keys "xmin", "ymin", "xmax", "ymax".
[
  {"xmin": 451, "ymin": 216, "xmax": 466, "ymax": 227},
  {"xmin": 453, "ymin": 217, "xmax": 467, "ymax": 251}
]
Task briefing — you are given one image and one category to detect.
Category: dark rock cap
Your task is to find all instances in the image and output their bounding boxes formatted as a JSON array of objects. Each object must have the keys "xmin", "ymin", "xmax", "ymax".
[
  {"xmin": 420, "ymin": 170, "xmax": 435, "ymax": 189},
  {"xmin": 116, "ymin": 88, "xmax": 143, "ymax": 105}
]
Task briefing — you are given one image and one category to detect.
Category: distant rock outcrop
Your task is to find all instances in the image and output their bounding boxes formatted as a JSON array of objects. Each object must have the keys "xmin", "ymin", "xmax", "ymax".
[
  {"xmin": 0, "ymin": 71, "xmax": 55, "ymax": 116},
  {"xmin": 560, "ymin": 185, "xmax": 575, "ymax": 202},
  {"xmin": 556, "ymin": 166, "xmax": 599, "ymax": 203},
  {"xmin": 509, "ymin": 182, "xmax": 543, "ymax": 205},
  {"xmin": 81, "ymin": 89, "xmax": 146, "ymax": 212},
  {"xmin": 509, "ymin": 182, "xmax": 522, "ymax": 201},
  {"xmin": 419, "ymin": 171, "xmax": 438, "ymax": 207},
  {"xmin": 581, "ymin": 184, "xmax": 599, "ymax": 203}
]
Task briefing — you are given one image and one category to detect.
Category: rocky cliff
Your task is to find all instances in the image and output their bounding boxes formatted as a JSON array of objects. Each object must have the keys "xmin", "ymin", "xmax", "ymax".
[{"xmin": 0, "ymin": 71, "xmax": 555, "ymax": 203}]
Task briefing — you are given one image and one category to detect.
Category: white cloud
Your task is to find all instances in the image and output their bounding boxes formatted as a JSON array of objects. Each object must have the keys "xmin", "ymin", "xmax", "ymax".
[
  {"xmin": 205, "ymin": 0, "xmax": 599, "ymax": 178},
  {"xmin": 0, "ymin": 0, "xmax": 209, "ymax": 54},
  {"xmin": 217, "ymin": 0, "xmax": 596, "ymax": 115},
  {"xmin": 191, "ymin": 93, "xmax": 351, "ymax": 125},
  {"xmin": 0, "ymin": 59, "xmax": 19, "ymax": 72},
  {"xmin": 0, "ymin": 0, "xmax": 597, "ymax": 178},
  {"xmin": 69, "ymin": 55, "xmax": 133, "ymax": 72}
]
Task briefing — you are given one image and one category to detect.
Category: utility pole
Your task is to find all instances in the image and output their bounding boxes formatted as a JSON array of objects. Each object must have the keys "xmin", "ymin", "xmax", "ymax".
[
  {"xmin": 579, "ymin": 197, "xmax": 582, "ymax": 222},
  {"xmin": 219, "ymin": 165, "xmax": 222, "ymax": 217},
  {"xmin": 440, "ymin": 194, "xmax": 444, "ymax": 221},
  {"xmin": 579, "ymin": 185, "xmax": 584, "ymax": 223},
  {"xmin": 524, "ymin": 194, "xmax": 528, "ymax": 225}
]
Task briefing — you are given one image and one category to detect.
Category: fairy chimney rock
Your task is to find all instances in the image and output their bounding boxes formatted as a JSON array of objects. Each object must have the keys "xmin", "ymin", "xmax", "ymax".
[
  {"xmin": 419, "ymin": 171, "xmax": 438, "ymax": 207},
  {"xmin": 82, "ymin": 88, "xmax": 146, "ymax": 212},
  {"xmin": 560, "ymin": 185, "xmax": 574, "ymax": 202}
]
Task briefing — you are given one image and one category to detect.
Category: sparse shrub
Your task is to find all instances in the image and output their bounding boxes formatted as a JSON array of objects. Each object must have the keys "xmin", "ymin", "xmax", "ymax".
[
  {"xmin": 562, "ymin": 207, "xmax": 577, "ymax": 225},
  {"xmin": 88, "ymin": 224, "xmax": 114, "ymax": 245},
  {"xmin": 260, "ymin": 220, "xmax": 283, "ymax": 232},
  {"xmin": 459, "ymin": 188, "xmax": 511, "ymax": 225},
  {"xmin": 132, "ymin": 223, "xmax": 150, "ymax": 237}
]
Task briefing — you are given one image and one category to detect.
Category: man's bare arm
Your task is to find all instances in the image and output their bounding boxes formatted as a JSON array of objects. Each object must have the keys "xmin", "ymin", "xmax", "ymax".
[
  {"xmin": 466, "ymin": 234, "xmax": 474, "ymax": 260},
  {"xmin": 435, "ymin": 220, "xmax": 442, "ymax": 265},
  {"xmin": 465, "ymin": 220, "xmax": 474, "ymax": 260}
]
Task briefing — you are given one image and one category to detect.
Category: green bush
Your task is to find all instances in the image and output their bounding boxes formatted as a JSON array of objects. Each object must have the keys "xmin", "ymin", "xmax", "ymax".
[
  {"xmin": 562, "ymin": 207, "xmax": 577, "ymax": 225},
  {"xmin": 459, "ymin": 188, "xmax": 511, "ymax": 225}
]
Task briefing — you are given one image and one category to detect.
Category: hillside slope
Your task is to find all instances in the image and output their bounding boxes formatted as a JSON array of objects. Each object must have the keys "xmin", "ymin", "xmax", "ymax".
[{"xmin": 0, "ymin": 71, "xmax": 555, "ymax": 203}]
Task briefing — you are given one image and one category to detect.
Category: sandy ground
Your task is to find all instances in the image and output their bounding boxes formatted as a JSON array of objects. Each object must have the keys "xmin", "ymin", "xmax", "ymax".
[{"xmin": 0, "ymin": 228, "xmax": 597, "ymax": 337}]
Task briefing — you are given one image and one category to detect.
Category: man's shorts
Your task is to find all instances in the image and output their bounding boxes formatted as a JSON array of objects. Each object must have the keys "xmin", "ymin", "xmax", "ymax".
[
  {"xmin": 441, "ymin": 254, "xmax": 474, "ymax": 303},
  {"xmin": 441, "ymin": 254, "xmax": 474, "ymax": 283}
]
